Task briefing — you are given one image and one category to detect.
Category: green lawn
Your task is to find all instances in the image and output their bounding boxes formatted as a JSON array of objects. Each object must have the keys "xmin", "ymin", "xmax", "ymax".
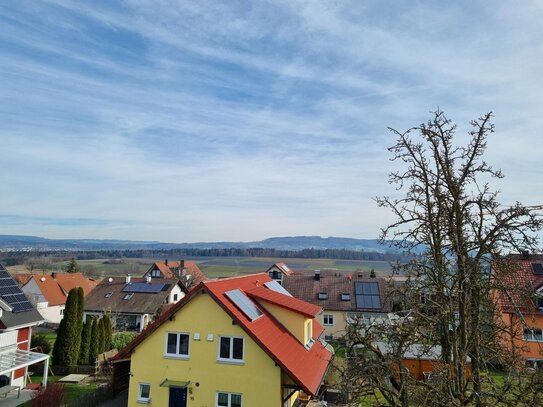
[{"xmin": 24, "ymin": 375, "xmax": 98, "ymax": 405}]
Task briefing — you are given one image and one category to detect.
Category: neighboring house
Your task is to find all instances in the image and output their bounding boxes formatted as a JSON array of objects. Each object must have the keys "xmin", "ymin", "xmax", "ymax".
[
  {"xmin": 112, "ymin": 273, "xmax": 333, "ymax": 407},
  {"xmin": 20, "ymin": 272, "xmax": 98, "ymax": 324},
  {"xmin": 375, "ymin": 342, "xmax": 471, "ymax": 381},
  {"xmin": 144, "ymin": 260, "xmax": 207, "ymax": 291},
  {"xmin": 265, "ymin": 262, "xmax": 294, "ymax": 285},
  {"xmin": 84, "ymin": 275, "xmax": 185, "ymax": 332},
  {"xmin": 494, "ymin": 254, "xmax": 543, "ymax": 368},
  {"xmin": 283, "ymin": 269, "xmax": 391, "ymax": 340},
  {"xmin": 0, "ymin": 265, "xmax": 50, "ymax": 390}
]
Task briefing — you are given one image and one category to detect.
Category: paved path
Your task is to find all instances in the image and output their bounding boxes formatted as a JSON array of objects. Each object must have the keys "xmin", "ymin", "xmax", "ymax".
[{"xmin": 0, "ymin": 389, "xmax": 36, "ymax": 407}]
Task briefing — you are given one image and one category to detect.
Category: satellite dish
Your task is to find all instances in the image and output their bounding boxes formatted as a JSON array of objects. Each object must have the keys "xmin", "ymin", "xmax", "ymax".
[
  {"xmin": 40, "ymin": 277, "xmax": 46, "ymax": 282},
  {"xmin": 108, "ymin": 277, "xmax": 113, "ymax": 283}
]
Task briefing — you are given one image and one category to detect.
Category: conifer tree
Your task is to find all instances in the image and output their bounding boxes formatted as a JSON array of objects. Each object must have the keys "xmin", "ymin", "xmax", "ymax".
[
  {"xmin": 103, "ymin": 314, "xmax": 112, "ymax": 351},
  {"xmin": 79, "ymin": 320, "xmax": 92, "ymax": 365},
  {"xmin": 65, "ymin": 258, "xmax": 79, "ymax": 274},
  {"xmin": 97, "ymin": 317, "xmax": 106, "ymax": 354},
  {"xmin": 52, "ymin": 288, "xmax": 80, "ymax": 366},
  {"xmin": 72, "ymin": 287, "xmax": 84, "ymax": 362},
  {"xmin": 88, "ymin": 317, "xmax": 99, "ymax": 364}
]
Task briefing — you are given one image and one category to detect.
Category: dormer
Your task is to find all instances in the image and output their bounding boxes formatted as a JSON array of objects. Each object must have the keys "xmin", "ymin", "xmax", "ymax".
[
  {"xmin": 247, "ymin": 283, "xmax": 321, "ymax": 347},
  {"xmin": 536, "ymin": 284, "xmax": 543, "ymax": 311},
  {"xmin": 265, "ymin": 262, "xmax": 293, "ymax": 285}
]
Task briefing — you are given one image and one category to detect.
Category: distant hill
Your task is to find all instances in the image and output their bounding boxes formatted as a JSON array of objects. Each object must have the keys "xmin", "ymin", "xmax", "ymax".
[{"xmin": 0, "ymin": 234, "xmax": 403, "ymax": 253}]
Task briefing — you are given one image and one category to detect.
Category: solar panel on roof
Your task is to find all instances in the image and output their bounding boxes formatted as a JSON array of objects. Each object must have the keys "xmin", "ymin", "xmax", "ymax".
[
  {"xmin": 225, "ymin": 289, "xmax": 263, "ymax": 321},
  {"xmin": 122, "ymin": 283, "xmax": 166, "ymax": 293},
  {"xmin": 0, "ymin": 266, "xmax": 35, "ymax": 313},
  {"xmin": 532, "ymin": 263, "xmax": 543, "ymax": 275},
  {"xmin": 354, "ymin": 282, "xmax": 381, "ymax": 310},
  {"xmin": 263, "ymin": 281, "xmax": 293, "ymax": 297}
]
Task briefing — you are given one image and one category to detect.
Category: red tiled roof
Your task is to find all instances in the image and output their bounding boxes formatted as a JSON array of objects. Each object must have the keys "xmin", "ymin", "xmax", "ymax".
[
  {"xmin": 495, "ymin": 257, "xmax": 543, "ymax": 314},
  {"xmin": 147, "ymin": 260, "xmax": 207, "ymax": 286},
  {"xmin": 25, "ymin": 273, "xmax": 96, "ymax": 306},
  {"xmin": 246, "ymin": 286, "xmax": 321, "ymax": 317},
  {"xmin": 114, "ymin": 273, "xmax": 333, "ymax": 396},
  {"xmin": 55, "ymin": 273, "xmax": 97, "ymax": 296},
  {"xmin": 12, "ymin": 273, "xmax": 33, "ymax": 286},
  {"xmin": 27, "ymin": 275, "xmax": 66, "ymax": 306}
]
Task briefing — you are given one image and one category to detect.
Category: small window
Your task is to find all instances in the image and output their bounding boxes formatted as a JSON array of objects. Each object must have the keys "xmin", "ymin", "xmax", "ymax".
[
  {"xmin": 165, "ymin": 332, "xmax": 190, "ymax": 358},
  {"xmin": 318, "ymin": 292, "xmax": 328, "ymax": 300},
  {"xmin": 105, "ymin": 292, "xmax": 113, "ymax": 298},
  {"xmin": 341, "ymin": 293, "xmax": 351, "ymax": 301},
  {"xmin": 323, "ymin": 314, "xmax": 334, "ymax": 326},
  {"xmin": 138, "ymin": 383, "xmax": 151, "ymax": 403},
  {"xmin": 151, "ymin": 269, "xmax": 161, "ymax": 277},
  {"xmin": 60, "ymin": 308, "xmax": 64, "ymax": 315},
  {"xmin": 217, "ymin": 392, "xmax": 242, "ymax": 407},
  {"xmin": 123, "ymin": 293, "xmax": 133, "ymax": 300},
  {"xmin": 218, "ymin": 336, "xmax": 244, "ymax": 363},
  {"xmin": 173, "ymin": 294, "xmax": 178, "ymax": 302}
]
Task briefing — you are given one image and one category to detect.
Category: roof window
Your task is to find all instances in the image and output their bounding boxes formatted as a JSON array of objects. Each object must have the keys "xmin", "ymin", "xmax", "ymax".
[
  {"xmin": 341, "ymin": 293, "xmax": 351, "ymax": 301},
  {"xmin": 123, "ymin": 293, "xmax": 134, "ymax": 301},
  {"xmin": 532, "ymin": 263, "xmax": 543, "ymax": 275},
  {"xmin": 105, "ymin": 292, "xmax": 113, "ymax": 298},
  {"xmin": 318, "ymin": 292, "xmax": 328, "ymax": 300}
]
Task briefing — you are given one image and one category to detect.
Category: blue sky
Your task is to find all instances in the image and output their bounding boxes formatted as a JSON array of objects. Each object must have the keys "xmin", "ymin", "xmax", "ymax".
[{"xmin": 1, "ymin": 1, "xmax": 543, "ymax": 242}]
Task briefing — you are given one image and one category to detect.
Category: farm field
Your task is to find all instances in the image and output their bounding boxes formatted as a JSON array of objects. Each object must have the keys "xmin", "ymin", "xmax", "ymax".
[{"xmin": 7, "ymin": 256, "xmax": 394, "ymax": 280}]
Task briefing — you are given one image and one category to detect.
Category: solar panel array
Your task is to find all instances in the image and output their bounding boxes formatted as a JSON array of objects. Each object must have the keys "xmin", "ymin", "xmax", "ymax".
[
  {"xmin": 225, "ymin": 289, "xmax": 263, "ymax": 321},
  {"xmin": 263, "ymin": 281, "xmax": 293, "ymax": 297},
  {"xmin": 122, "ymin": 283, "xmax": 166, "ymax": 293},
  {"xmin": 354, "ymin": 282, "xmax": 381, "ymax": 309},
  {"xmin": 532, "ymin": 263, "xmax": 543, "ymax": 275},
  {"xmin": 0, "ymin": 267, "xmax": 35, "ymax": 313}
]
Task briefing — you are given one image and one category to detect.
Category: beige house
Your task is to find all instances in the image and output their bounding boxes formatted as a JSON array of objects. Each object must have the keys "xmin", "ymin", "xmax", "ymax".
[{"xmin": 283, "ymin": 269, "xmax": 391, "ymax": 339}]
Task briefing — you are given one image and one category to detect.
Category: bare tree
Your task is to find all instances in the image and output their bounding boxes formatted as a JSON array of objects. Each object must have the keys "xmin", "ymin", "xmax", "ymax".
[{"xmin": 337, "ymin": 111, "xmax": 543, "ymax": 407}]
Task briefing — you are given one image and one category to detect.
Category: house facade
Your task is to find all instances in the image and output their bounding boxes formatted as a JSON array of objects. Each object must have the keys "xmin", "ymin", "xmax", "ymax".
[
  {"xmin": 283, "ymin": 269, "xmax": 391, "ymax": 340},
  {"xmin": 113, "ymin": 273, "xmax": 333, "ymax": 407},
  {"xmin": 21, "ymin": 272, "xmax": 97, "ymax": 323},
  {"xmin": 0, "ymin": 265, "xmax": 49, "ymax": 390},
  {"xmin": 495, "ymin": 255, "xmax": 543, "ymax": 368},
  {"xmin": 84, "ymin": 275, "xmax": 185, "ymax": 332}
]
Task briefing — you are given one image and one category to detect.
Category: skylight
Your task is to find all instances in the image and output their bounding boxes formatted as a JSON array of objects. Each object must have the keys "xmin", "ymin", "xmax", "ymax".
[
  {"xmin": 225, "ymin": 289, "xmax": 263, "ymax": 321},
  {"xmin": 104, "ymin": 292, "xmax": 113, "ymax": 298},
  {"xmin": 318, "ymin": 292, "xmax": 328, "ymax": 300},
  {"xmin": 341, "ymin": 293, "xmax": 351, "ymax": 301},
  {"xmin": 123, "ymin": 293, "xmax": 134, "ymax": 300},
  {"xmin": 532, "ymin": 263, "xmax": 543, "ymax": 275}
]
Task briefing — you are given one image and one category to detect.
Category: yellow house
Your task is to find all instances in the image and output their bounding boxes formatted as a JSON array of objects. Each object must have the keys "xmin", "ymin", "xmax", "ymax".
[{"xmin": 113, "ymin": 273, "xmax": 333, "ymax": 407}]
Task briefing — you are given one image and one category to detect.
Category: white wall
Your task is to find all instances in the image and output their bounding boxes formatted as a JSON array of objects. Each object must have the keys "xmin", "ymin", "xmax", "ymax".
[
  {"xmin": 169, "ymin": 284, "xmax": 185, "ymax": 304},
  {"xmin": 39, "ymin": 304, "xmax": 65, "ymax": 324},
  {"xmin": 21, "ymin": 278, "xmax": 45, "ymax": 305}
]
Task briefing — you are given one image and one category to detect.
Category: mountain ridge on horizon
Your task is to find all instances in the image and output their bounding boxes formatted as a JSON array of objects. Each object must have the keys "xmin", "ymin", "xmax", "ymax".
[{"xmin": 0, "ymin": 234, "xmax": 401, "ymax": 253}]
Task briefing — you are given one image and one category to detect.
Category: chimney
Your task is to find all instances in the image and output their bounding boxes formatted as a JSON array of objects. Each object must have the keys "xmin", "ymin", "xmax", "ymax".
[
  {"xmin": 347, "ymin": 272, "xmax": 353, "ymax": 282},
  {"xmin": 146, "ymin": 275, "xmax": 152, "ymax": 284},
  {"xmin": 521, "ymin": 250, "xmax": 530, "ymax": 260},
  {"xmin": 180, "ymin": 260, "xmax": 185, "ymax": 268},
  {"xmin": 51, "ymin": 272, "xmax": 56, "ymax": 279},
  {"xmin": 358, "ymin": 272, "xmax": 364, "ymax": 278},
  {"xmin": 126, "ymin": 274, "xmax": 131, "ymax": 284},
  {"xmin": 314, "ymin": 270, "xmax": 321, "ymax": 281},
  {"xmin": 165, "ymin": 259, "xmax": 168, "ymax": 266}
]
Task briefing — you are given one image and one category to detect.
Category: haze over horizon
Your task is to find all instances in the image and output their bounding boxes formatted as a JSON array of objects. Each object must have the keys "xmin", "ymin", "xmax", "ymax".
[{"xmin": 2, "ymin": 1, "xmax": 543, "ymax": 242}]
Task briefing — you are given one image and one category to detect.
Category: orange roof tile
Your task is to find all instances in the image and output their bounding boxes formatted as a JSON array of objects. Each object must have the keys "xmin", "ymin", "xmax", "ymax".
[
  {"xmin": 148, "ymin": 260, "xmax": 207, "ymax": 286},
  {"xmin": 12, "ymin": 273, "xmax": 33, "ymax": 286},
  {"xmin": 26, "ymin": 273, "xmax": 97, "ymax": 306},
  {"xmin": 114, "ymin": 273, "xmax": 333, "ymax": 396}
]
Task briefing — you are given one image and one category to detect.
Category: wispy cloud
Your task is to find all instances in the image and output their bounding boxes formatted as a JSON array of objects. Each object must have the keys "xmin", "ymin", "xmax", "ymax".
[{"xmin": 0, "ymin": 1, "xmax": 542, "ymax": 242}]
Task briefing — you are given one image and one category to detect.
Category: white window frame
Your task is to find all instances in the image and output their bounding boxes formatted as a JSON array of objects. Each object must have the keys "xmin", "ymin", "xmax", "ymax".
[
  {"xmin": 216, "ymin": 391, "xmax": 242, "ymax": 407},
  {"xmin": 164, "ymin": 332, "xmax": 190, "ymax": 359},
  {"xmin": 138, "ymin": 383, "xmax": 151, "ymax": 403},
  {"xmin": 217, "ymin": 336, "xmax": 244, "ymax": 363},
  {"xmin": 523, "ymin": 328, "xmax": 543, "ymax": 342},
  {"xmin": 323, "ymin": 314, "xmax": 334, "ymax": 326}
]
